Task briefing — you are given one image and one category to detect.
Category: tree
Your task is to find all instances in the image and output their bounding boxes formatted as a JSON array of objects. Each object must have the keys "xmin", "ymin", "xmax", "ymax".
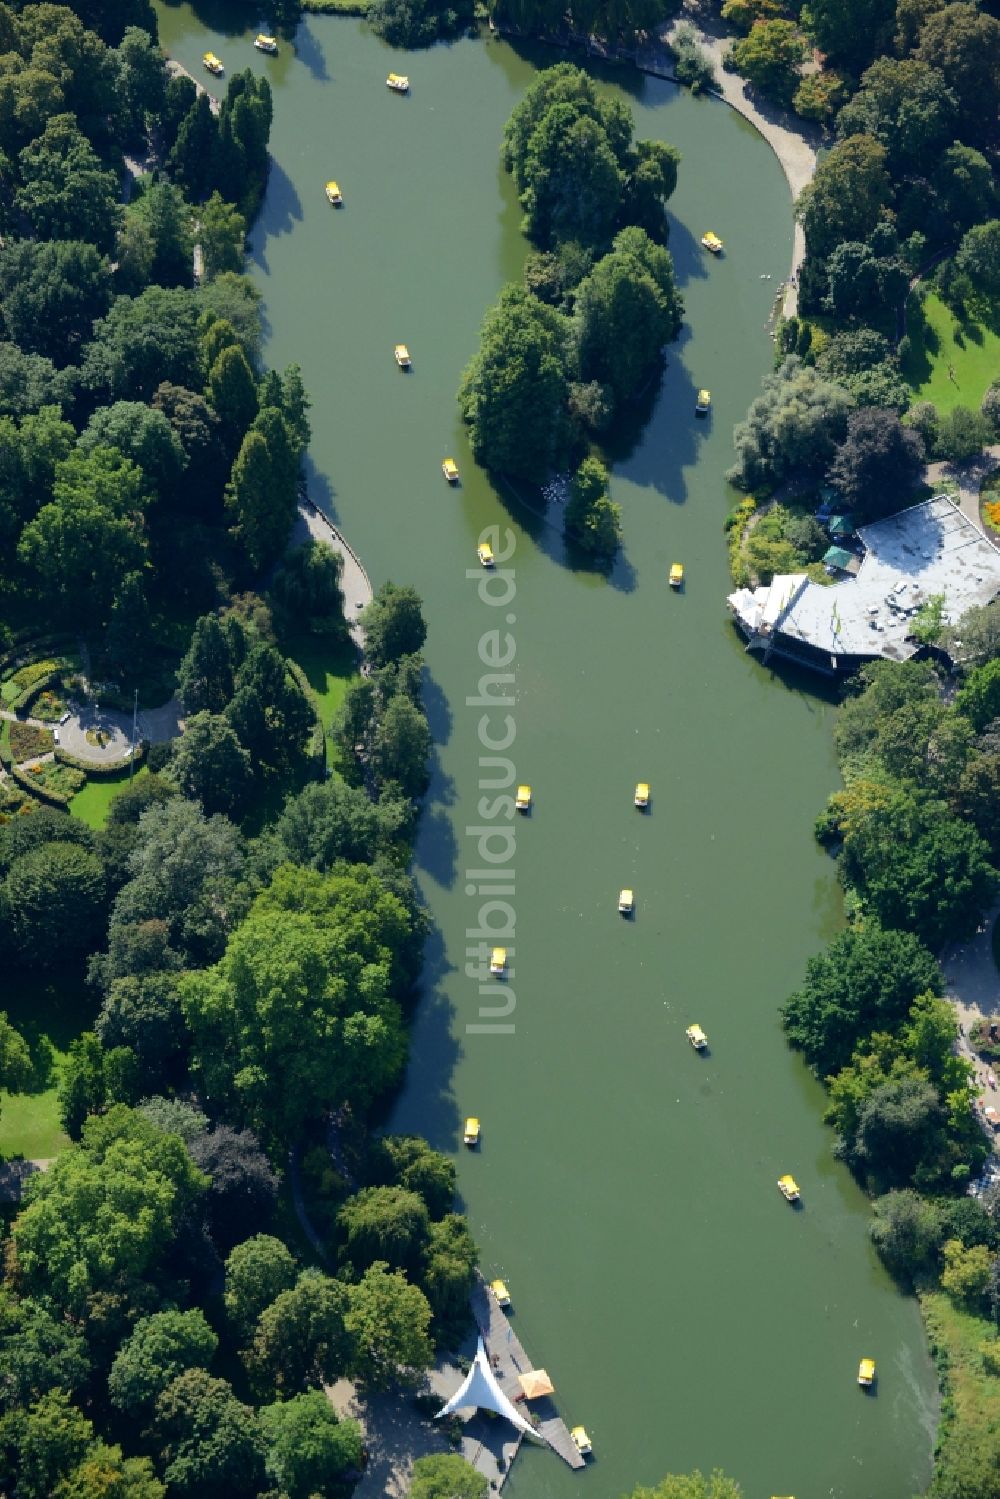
[
  {"xmin": 225, "ymin": 415, "xmax": 298, "ymax": 571},
  {"xmin": 10, "ymin": 1106, "xmax": 207, "ymax": 1319},
  {"xmin": 206, "ymin": 343, "xmax": 258, "ymax": 452},
  {"xmin": 107, "ymin": 797, "xmax": 246, "ymax": 971},
  {"xmin": 729, "ymin": 357, "xmax": 854, "ymax": 490},
  {"xmin": 916, "ymin": 3, "xmax": 1000, "ymax": 141},
  {"xmin": 168, "ymin": 93, "xmax": 218, "ymax": 201},
  {"xmin": 249, "ymin": 1270, "xmax": 353, "ymax": 1394},
  {"xmin": 224, "ymin": 1235, "xmax": 298, "ymax": 1338},
  {"xmin": 107, "ymin": 569, "xmax": 154, "ymax": 675},
  {"xmin": 199, "ymin": 192, "xmax": 246, "ymax": 279},
  {"xmin": 793, "ymin": 69, "xmax": 848, "ymax": 123},
  {"xmin": 53, "ymin": 1442, "xmax": 165, "ymax": 1499},
  {"xmin": 826, "ymin": 408, "xmax": 924, "ymax": 519},
  {"xmin": 366, "ymin": 1136, "xmax": 455, "ymax": 1219},
  {"xmin": 836, "ymin": 57, "xmax": 956, "ymax": 175},
  {"xmin": 260, "ymin": 1390, "xmax": 363, "ymax": 1499},
  {"xmin": 955, "ymin": 661, "xmax": 1000, "ymax": 734},
  {"xmin": 841, "ymin": 787, "xmax": 997, "ymax": 948},
  {"xmin": 197, "ymin": 274, "xmax": 264, "ymax": 369},
  {"xmin": 796, "ymin": 135, "xmax": 892, "ymax": 261},
  {"xmin": 575, "ymin": 227, "xmax": 682, "ymax": 404},
  {"xmin": 458, "ymin": 285, "xmax": 574, "ymax": 481},
  {"xmin": 869, "ymin": 1188, "xmax": 943, "ymax": 1281},
  {"xmin": 153, "ymin": 1369, "xmax": 265, "ymax": 1498},
  {"xmin": 802, "ymin": 0, "xmax": 895, "ymax": 68},
  {"xmin": 423, "ymin": 1214, "xmax": 479, "ymax": 1343},
  {"xmin": 108, "ymin": 1310, "xmax": 218, "ymax": 1415},
  {"xmin": 80, "ymin": 402, "xmax": 185, "ymax": 502},
  {"xmin": 338, "ymin": 1186, "xmax": 431, "ymax": 1276},
  {"xmin": 2, "ymin": 1391, "xmax": 94, "ymax": 1499},
  {"xmin": 16, "ymin": 114, "xmax": 119, "ymax": 254},
  {"xmin": 224, "ymin": 643, "xmax": 313, "ymax": 778},
  {"xmin": 0, "ymin": 343, "xmax": 74, "ymax": 419},
  {"xmin": 177, "ymin": 614, "xmax": 238, "ymax": 715},
  {"xmin": 361, "ymin": 581, "xmax": 427, "ymax": 667},
  {"xmin": 853, "ymin": 1070, "xmax": 945, "ymax": 1186},
  {"xmin": 930, "ymin": 145, "xmax": 997, "ymax": 239},
  {"xmin": 367, "ymin": 0, "xmax": 474, "ymax": 46},
  {"xmin": 181, "ymin": 869, "xmax": 408, "ymax": 1143},
  {"xmin": 264, "ymin": 777, "xmax": 383, "ymax": 871},
  {"xmin": 171, "ymin": 711, "xmax": 253, "ymax": 818},
  {"xmin": 956, "ymin": 221, "xmax": 1000, "ymax": 300},
  {"xmin": 0, "ymin": 1011, "xmax": 31, "ymax": 1109},
  {"xmin": 728, "ymin": 20, "xmax": 804, "ymax": 106},
  {"xmin": 346, "ymin": 1262, "xmax": 433, "ymax": 1390},
  {"xmin": 933, "ymin": 405, "xmax": 992, "ymax": 464},
  {"xmin": 564, "ymin": 455, "xmax": 622, "ymax": 560},
  {"xmin": 115, "ymin": 24, "xmax": 166, "ymax": 144},
  {"xmin": 781, "ymin": 924, "xmax": 942, "ymax": 1077},
  {"xmin": 2, "ymin": 842, "xmax": 106, "ymax": 968},
  {"xmin": 371, "ymin": 692, "xmax": 432, "ymax": 801},
  {"xmin": 83, "ymin": 286, "xmax": 203, "ymax": 402},
  {"xmin": 520, "ymin": 104, "xmax": 623, "ymax": 250},
  {"xmin": 409, "ymin": 1454, "xmax": 489, "ymax": 1499},
  {"xmin": 0, "ymin": 1293, "xmax": 90, "ymax": 1410},
  {"xmin": 129, "ymin": 181, "xmax": 193, "ymax": 289},
  {"xmin": 96, "ymin": 972, "xmax": 187, "ymax": 1084},
  {"xmin": 0, "ymin": 240, "xmax": 112, "ymax": 365},
  {"xmin": 941, "ymin": 1237, "xmax": 992, "ymax": 1310},
  {"xmin": 188, "ymin": 1125, "xmax": 279, "ymax": 1253},
  {"xmin": 18, "ymin": 448, "xmax": 148, "ymax": 623}
]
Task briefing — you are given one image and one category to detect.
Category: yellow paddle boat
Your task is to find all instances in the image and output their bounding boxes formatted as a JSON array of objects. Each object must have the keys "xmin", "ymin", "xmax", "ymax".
[
  {"xmin": 571, "ymin": 1427, "xmax": 593, "ymax": 1457},
  {"xmin": 489, "ymin": 946, "xmax": 506, "ymax": 976},
  {"xmin": 777, "ymin": 1174, "xmax": 801, "ymax": 1203},
  {"xmin": 858, "ymin": 1358, "xmax": 876, "ymax": 1388},
  {"xmin": 618, "ymin": 888, "xmax": 634, "ymax": 916},
  {"xmin": 442, "ymin": 457, "xmax": 460, "ymax": 483},
  {"xmin": 686, "ymin": 1024, "xmax": 708, "ymax": 1050},
  {"xmin": 490, "ymin": 1278, "xmax": 511, "ymax": 1308},
  {"xmin": 515, "ymin": 785, "xmax": 532, "ymax": 812},
  {"xmin": 203, "ymin": 52, "xmax": 224, "ymax": 76},
  {"xmin": 478, "ymin": 540, "xmax": 494, "ymax": 568},
  {"xmin": 696, "ymin": 388, "xmax": 711, "ymax": 415},
  {"xmin": 634, "ymin": 781, "xmax": 649, "ymax": 808},
  {"xmin": 394, "ymin": 343, "xmax": 411, "ymax": 369},
  {"xmin": 254, "ymin": 34, "xmax": 278, "ymax": 53},
  {"xmin": 669, "ymin": 563, "xmax": 684, "ymax": 588},
  {"xmin": 464, "ymin": 1117, "xmax": 480, "ymax": 1147},
  {"xmin": 386, "ymin": 72, "xmax": 409, "ymax": 92},
  {"xmin": 325, "ymin": 181, "xmax": 342, "ymax": 205},
  {"xmin": 701, "ymin": 231, "xmax": 723, "ymax": 254}
]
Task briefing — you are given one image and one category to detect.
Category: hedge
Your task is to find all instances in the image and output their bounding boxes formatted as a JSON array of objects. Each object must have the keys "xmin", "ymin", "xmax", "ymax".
[
  {"xmin": 54, "ymin": 741, "xmax": 148, "ymax": 778},
  {"xmin": 10, "ymin": 666, "xmax": 64, "ymax": 714},
  {"xmin": 10, "ymin": 762, "xmax": 72, "ymax": 809},
  {"xmin": 303, "ymin": 0, "xmax": 370, "ymax": 13}
]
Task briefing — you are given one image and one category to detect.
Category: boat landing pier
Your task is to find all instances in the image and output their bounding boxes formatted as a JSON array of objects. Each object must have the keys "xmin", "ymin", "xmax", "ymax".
[{"xmin": 470, "ymin": 1277, "xmax": 586, "ymax": 1475}]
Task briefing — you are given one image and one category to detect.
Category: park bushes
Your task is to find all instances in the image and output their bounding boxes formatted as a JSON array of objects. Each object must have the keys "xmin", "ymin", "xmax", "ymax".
[{"xmin": 55, "ymin": 743, "xmax": 148, "ymax": 778}]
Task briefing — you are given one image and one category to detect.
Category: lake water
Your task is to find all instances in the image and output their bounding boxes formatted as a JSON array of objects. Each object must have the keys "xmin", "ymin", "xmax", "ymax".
[{"xmin": 156, "ymin": 8, "xmax": 938, "ymax": 1493}]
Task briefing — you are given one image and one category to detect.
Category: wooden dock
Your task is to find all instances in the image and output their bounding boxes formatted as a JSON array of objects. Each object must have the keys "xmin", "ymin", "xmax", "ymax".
[{"xmin": 470, "ymin": 1277, "xmax": 586, "ymax": 1473}]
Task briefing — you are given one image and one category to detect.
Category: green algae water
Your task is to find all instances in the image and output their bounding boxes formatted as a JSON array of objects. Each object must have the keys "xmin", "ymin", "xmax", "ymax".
[{"xmin": 156, "ymin": 9, "xmax": 937, "ymax": 1493}]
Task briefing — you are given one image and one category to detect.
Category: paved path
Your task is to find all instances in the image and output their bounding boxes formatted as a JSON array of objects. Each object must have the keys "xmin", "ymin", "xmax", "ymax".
[
  {"xmin": 292, "ymin": 497, "xmax": 373, "ymax": 652},
  {"xmin": 165, "ymin": 58, "xmax": 221, "ymax": 115},
  {"xmin": 1, "ymin": 694, "xmax": 183, "ymax": 768},
  {"xmin": 926, "ymin": 445, "xmax": 1000, "ymax": 533},
  {"xmin": 660, "ymin": 1, "xmax": 819, "ymax": 316},
  {"xmin": 942, "ymin": 901, "xmax": 1000, "ymax": 1130}
]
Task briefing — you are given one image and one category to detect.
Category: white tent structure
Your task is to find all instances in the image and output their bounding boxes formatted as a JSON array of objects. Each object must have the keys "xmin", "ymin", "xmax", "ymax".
[{"xmin": 436, "ymin": 1338, "xmax": 540, "ymax": 1439}]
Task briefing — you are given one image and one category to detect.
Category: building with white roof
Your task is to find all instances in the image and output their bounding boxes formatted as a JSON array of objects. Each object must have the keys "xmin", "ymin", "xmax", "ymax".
[{"xmin": 728, "ymin": 495, "xmax": 1000, "ymax": 676}]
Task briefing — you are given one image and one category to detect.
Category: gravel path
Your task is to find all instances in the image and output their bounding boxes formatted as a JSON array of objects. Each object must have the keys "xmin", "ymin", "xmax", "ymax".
[
  {"xmin": 926, "ymin": 445, "xmax": 1000, "ymax": 532},
  {"xmin": 662, "ymin": 0, "xmax": 820, "ymax": 316}
]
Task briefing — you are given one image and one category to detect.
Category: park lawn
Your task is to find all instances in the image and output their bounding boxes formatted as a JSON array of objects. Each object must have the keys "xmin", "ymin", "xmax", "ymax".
[
  {"xmin": 902, "ymin": 292, "xmax": 1000, "ymax": 414},
  {"xmin": 921, "ymin": 1290, "xmax": 1000, "ymax": 1479},
  {"xmin": 285, "ymin": 630, "xmax": 359, "ymax": 769},
  {"xmin": 0, "ymin": 968, "xmax": 95, "ymax": 1163},
  {"xmin": 70, "ymin": 765, "xmax": 148, "ymax": 828}
]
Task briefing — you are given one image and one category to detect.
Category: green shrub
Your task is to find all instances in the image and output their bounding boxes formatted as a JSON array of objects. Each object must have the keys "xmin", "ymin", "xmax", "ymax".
[{"xmin": 54, "ymin": 742, "xmax": 147, "ymax": 778}]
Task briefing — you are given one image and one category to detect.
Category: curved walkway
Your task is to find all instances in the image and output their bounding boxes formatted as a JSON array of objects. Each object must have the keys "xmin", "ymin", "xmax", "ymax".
[
  {"xmin": 0, "ymin": 695, "xmax": 183, "ymax": 769},
  {"xmin": 661, "ymin": 1, "xmax": 820, "ymax": 315},
  {"xmin": 293, "ymin": 496, "xmax": 374, "ymax": 652}
]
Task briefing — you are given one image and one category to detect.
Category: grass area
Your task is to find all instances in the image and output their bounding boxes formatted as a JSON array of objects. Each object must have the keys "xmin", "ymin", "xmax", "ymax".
[
  {"xmin": 902, "ymin": 291, "xmax": 1000, "ymax": 414},
  {"xmin": 921, "ymin": 1290, "xmax": 1000, "ymax": 1483},
  {"xmin": 0, "ymin": 968, "xmax": 95, "ymax": 1162},
  {"xmin": 284, "ymin": 630, "xmax": 359, "ymax": 770},
  {"xmin": 70, "ymin": 765, "xmax": 148, "ymax": 829}
]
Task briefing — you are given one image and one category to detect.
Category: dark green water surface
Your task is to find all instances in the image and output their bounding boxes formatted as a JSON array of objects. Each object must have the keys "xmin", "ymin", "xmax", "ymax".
[{"xmin": 156, "ymin": 9, "xmax": 937, "ymax": 1494}]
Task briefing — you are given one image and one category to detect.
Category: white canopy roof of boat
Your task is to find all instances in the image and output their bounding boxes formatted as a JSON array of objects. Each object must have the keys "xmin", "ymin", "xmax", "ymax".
[{"xmin": 436, "ymin": 1338, "xmax": 539, "ymax": 1438}]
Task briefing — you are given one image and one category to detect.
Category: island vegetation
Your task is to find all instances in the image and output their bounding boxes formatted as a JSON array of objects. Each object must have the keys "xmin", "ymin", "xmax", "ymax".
[
  {"xmin": 458, "ymin": 63, "xmax": 683, "ymax": 562},
  {"xmin": 0, "ymin": 3, "xmax": 474, "ymax": 1496}
]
